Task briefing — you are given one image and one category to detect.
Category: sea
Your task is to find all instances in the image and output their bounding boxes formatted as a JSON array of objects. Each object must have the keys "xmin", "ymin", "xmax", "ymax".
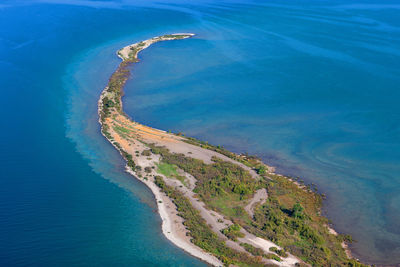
[{"xmin": 0, "ymin": 0, "xmax": 399, "ymax": 265}]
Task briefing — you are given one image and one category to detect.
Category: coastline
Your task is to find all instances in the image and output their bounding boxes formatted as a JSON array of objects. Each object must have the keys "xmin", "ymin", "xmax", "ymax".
[
  {"xmin": 125, "ymin": 167, "xmax": 222, "ymax": 266},
  {"xmin": 97, "ymin": 33, "xmax": 364, "ymax": 267},
  {"xmin": 327, "ymin": 225, "xmax": 353, "ymax": 259},
  {"xmin": 97, "ymin": 110, "xmax": 223, "ymax": 267},
  {"xmin": 98, "ymin": 33, "xmax": 223, "ymax": 266},
  {"xmin": 97, "ymin": 87, "xmax": 222, "ymax": 266}
]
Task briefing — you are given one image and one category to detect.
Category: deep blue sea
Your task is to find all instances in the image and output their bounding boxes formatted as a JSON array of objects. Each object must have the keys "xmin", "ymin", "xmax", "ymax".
[{"xmin": 0, "ymin": 0, "xmax": 399, "ymax": 265}]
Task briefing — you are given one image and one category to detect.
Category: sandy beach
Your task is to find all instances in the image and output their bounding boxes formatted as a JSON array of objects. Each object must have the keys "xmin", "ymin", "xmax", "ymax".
[
  {"xmin": 126, "ymin": 167, "xmax": 222, "ymax": 266},
  {"xmin": 98, "ymin": 104, "xmax": 222, "ymax": 266}
]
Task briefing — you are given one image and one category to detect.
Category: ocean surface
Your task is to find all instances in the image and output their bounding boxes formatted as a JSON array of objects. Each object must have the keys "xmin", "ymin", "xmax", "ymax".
[{"xmin": 0, "ymin": 0, "xmax": 399, "ymax": 265}]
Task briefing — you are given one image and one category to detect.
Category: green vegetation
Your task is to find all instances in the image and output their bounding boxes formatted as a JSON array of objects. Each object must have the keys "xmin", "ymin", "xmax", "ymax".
[
  {"xmin": 240, "ymin": 243, "xmax": 265, "ymax": 257},
  {"xmin": 149, "ymin": 144, "xmax": 367, "ymax": 267},
  {"xmin": 221, "ymin": 224, "xmax": 244, "ymax": 241},
  {"xmin": 243, "ymin": 174, "xmax": 367, "ymax": 266},
  {"xmin": 99, "ymin": 34, "xmax": 194, "ymax": 139},
  {"xmin": 154, "ymin": 176, "xmax": 268, "ymax": 267},
  {"xmin": 162, "ymin": 34, "xmax": 189, "ymax": 39},
  {"xmin": 113, "ymin": 125, "xmax": 131, "ymax": 140},
  {"xmin": 269, "ymin": 247, "xmax": 287, "ymax": 258},
  {"xmin": 256, "ymin": 165, "xmax": 267, "ymax": 175},
  {"xmin": 141, "ymin": 149, "xmax": 152, "ymax": 156},
  {"xmin": 149, "ymin": 144, "xmax": 260, "ymax": 213},
  {"xmin": 98, "ymin": 35, "xmax": 367, "ymax": 267},
  {"xmin": 101, "ymin": 96, "xmax": 115, "ymax": 117},
  {"xmin": 239, "ymin": 243, "xmax": 282, "ymax": 262},
  {"xmin": 113, "ymin": 125, "xmax": 130, "ymax": 134},
  {"xmin": 156, "ymin": 162, "xmax": 187, "ymax": 187},
  {"xmin": 156, "ymin": 162, "xmax": 178, "ymax": 177},
  {"xmin": 120, "ymin": 149, "xmax": 135, "ymax": 170},
  {"xmin": 183, "ymin": 137, "xmax": 261, "ymax": 168}
]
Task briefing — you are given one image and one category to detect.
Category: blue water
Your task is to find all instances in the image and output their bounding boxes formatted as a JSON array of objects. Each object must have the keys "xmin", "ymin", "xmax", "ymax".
[{"xmin": 0, "ymin": 0, "xmax": 399, "ymax": 266}]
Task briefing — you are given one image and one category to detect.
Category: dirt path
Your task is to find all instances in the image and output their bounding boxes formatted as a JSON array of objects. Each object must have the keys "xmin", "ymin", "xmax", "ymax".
[
  {"xmin": 162, "ymin": 172, "xmax": 300, "ymax": 266},
  {"xmin": 244, "ymin": 188, "xmax": 268, "ymax": 218}
]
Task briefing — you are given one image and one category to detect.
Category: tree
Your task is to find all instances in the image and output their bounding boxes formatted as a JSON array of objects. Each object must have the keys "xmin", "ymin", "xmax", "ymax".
[
  {"xmin": 256, "ymin": 165, "xmax": 266, "ymax": 175},
  {"xmin": 292, "ymin": 203, "xmax": 304, "ymax": 218}
]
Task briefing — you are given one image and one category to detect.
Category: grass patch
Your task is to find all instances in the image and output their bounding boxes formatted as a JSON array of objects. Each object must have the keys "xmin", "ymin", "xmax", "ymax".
[{"xmin": 156, "ymin": 162, "xmax": 188, "ymax": 187}]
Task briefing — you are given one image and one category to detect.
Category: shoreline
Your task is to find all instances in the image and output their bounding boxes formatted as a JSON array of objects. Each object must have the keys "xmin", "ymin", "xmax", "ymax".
[
  {"xmin": 125, "ymin": 167, "xmax": 222, "ymax": 266},
  {"xmin": 327, "ymin": 225, "xmax": 353, "ymax": 259},
  {"xmin": 97, "ymin": 87, "xmax": 222, "ymax": 267},
  {"xmin": 98, "ymin": 33, "xmax": 223, "ymax": 266},
  {"xmin": 97, "ymin": 33, "xmax": 363, "ymax": 266}
]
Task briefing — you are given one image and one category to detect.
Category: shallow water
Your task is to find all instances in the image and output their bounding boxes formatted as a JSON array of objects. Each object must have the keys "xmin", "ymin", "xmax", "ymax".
[{"xmin": 0, "ymin": 0, "xmax": 399, "ymax": 265}]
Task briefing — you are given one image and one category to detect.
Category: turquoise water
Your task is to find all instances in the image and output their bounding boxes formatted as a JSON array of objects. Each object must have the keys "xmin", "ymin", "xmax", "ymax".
[{"xmin": 1, "ymin": 0, "xmax": 399, "ymax": 265}]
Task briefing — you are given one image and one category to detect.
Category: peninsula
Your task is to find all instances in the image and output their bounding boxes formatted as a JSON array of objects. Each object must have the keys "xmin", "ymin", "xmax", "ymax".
[{"xmin": 98, "ymin": 33, "xmax": 366, "ymax": 267}]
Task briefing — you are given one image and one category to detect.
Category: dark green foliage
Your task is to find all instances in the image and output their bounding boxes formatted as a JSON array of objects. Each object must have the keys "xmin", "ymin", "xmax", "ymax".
[
  {"xmin": 256, "ymin": 165, "xmax": 266, "ymax": 175},
  {"xmin": 339, "ymin": 234, "xmax": 354, "ymax": 243},
  {"xmin": 292, "ymin": 203, "xmax": 305, "ymax": 219},
  {"xmin": 149, "ymin": 144, "xmax": 258, "ymax": 203},
  {"xmin": 183, "ymin": 137, "xmax": 261, "ymax": 168},
  {"xmin": 149, "ymin": 144, "xmax": 367, "ymax": 266},
  {"xmin": 101, "ymin": 96, "xmax": 115, "ymax": 117},
  {"xmin": 250, "ymin": 200, "xmax": 329, "ymax": 263},
  {"xmin": 103, "ymin": 97, "xmax": 114, "ymax": 108},
  {"xmin": 265, "ymin": 254, "xmax": 282, "ymax": 262},
  {"xmin": 144, "ymin": 167, "xmax": 152, "ymax": 173},
  {"xmin": 269, "ymin": 247, "xmax": 287, "ymax": 257},
  {"xmin": 240, "ymin": 243, "xmax": 283, "ymax": 262},
  {"xmin": 162, "ymin": 34, "xmax": 188, "ymax": 39},
  {"xmin": 120, "ymin": 149, "xmax": 135, "ymax": 169},
  {"xmin": 240, "ymin": 243, "xmax": 265, "ymax": 257},
  {"xmin": 245, "ymin": 176, "xmax": 367, "ymax": 267},
  {"xmin": 221, "ymin": 224, "xmax": 244, "ymax": 241},
  {"xmin": 346, "ymin": 259, "xmax": 367, "ymax": 267}
]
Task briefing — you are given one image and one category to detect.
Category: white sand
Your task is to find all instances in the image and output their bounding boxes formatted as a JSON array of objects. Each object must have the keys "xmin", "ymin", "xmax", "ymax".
[
  {"xmin": 125, "ymin": 168, "xmax": 222, "ymax": 267},
  {"xmin": 249, "ymin": 237, "xmax": 300, "ymax": 266}
]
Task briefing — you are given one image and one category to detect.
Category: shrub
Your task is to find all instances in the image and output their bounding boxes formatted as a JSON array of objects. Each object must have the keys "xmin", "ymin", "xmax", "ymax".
[
  {"xmin": 292, "ymin": 203, "xmax": 304, "ymax": 219},
  {"xmin": 141, "ymin": 150, "xmax": 152, "ymax": 156},
  {"xmin": 256, "ymin": 165, "xmax": 266, "ymax": 175},
  {"xmin": 240, "ymin": 243, "xmax": 265, "ymax": 257},
  {"xmin": 221, "ymin": 224, "xmax": 244, "ymax": 241}
]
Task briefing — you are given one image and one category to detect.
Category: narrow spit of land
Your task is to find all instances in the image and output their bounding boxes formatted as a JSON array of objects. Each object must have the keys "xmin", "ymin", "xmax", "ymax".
[{"xmin": 98, "ymin": 34, "xmax": 367, "ymax": 267}]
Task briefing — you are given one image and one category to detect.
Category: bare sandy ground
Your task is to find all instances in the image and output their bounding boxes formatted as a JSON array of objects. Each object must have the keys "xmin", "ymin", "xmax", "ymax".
[{"xmin": 117, "ymin": 33, "xmax": 195, "ymax": 60}]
